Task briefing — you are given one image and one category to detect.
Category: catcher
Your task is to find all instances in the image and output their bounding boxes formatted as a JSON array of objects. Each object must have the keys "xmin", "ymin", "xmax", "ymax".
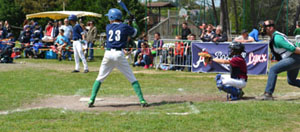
[{"xmin": 200, "ymin": 42, "xmax": 247, "ymax": 100}]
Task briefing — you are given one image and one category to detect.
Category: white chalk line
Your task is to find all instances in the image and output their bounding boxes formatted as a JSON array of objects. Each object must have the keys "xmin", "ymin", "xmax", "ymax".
[
  {"xmin": 0, "ymin": 107, "xmax": 46, "ymax": 115},
  {"xmin": 166, "ymin": 102, "xmax": 200, "ymax": 116}
]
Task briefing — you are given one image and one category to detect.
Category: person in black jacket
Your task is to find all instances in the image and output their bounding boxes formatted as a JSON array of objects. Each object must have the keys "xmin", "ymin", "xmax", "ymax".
[
  {"xmin": 212, "ymin": 25, "xmax": 228, "ymax": 42},
  {"xmin": 181, "ymin": 22, "xmax": 191, "ymax": 40}
]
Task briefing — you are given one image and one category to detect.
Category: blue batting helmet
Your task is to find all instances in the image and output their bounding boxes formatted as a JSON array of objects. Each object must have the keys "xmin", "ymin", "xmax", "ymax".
[
  {"xmin": 68, "ymin": 14, "xmax": 77, "ymax": 21},
  {"xmin": 105, "ymin": 8, "xmax": 122, "ymax": 21}
]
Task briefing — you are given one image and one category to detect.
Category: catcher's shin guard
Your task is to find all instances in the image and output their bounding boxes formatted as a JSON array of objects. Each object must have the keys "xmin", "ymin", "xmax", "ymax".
[
  {"xmin": 220, "ymin": 86, "xmax": 243, "ymax": 100},
  {"xmin": 215, "ymin": 74, "xmax": 222, "ymax": 89}
]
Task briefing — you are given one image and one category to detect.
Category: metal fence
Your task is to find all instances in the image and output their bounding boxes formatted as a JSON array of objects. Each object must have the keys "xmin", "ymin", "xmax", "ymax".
[{"xmin": 151, "ymin": 39, "xmax": 201, "ymax": 71}]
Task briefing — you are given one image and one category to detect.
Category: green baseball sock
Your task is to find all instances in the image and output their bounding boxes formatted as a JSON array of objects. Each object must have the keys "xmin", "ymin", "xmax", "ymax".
[
  {"xmin": 132, "ymin": 81, "xmax": 146, "ymax": 102},
  {"xmin": 89, "ymin": 80, "xmax": 101, "ymax": 103}
]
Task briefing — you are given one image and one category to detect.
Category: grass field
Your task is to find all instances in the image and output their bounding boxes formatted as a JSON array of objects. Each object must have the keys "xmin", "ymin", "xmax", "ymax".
[{"xmin": 0, "ymin": 50, "xmax": 300, "ymax": 132}]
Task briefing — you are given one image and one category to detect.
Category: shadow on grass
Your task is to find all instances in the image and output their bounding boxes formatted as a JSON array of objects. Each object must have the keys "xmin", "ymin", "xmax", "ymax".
[{"xmin": 98, "ymin": 101, "xmax": 187, "ymax": 108}]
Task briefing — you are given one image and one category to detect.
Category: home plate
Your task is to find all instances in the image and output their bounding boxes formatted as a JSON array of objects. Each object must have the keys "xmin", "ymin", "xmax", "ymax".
[{"xmin": 79, "ymin": 98, "xmax": 104, "ymax": 102}]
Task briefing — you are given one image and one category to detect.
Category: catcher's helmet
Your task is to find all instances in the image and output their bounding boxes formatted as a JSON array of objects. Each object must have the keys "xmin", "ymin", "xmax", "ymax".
[
  {"xmin": 106, "ymin": 8, "xmax": 122, "ymax": 21},
  {"xmin": 228, "ymin": 42, "xmax": 245, "ymax": 57},
  {"xmin": 68, "ymin": 14, "xmax": 77, "ymax": 21}
]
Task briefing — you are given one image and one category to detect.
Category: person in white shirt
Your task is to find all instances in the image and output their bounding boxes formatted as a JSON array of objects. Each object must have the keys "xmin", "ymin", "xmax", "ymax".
[{"xmin": 59, "ymin": 18, "xmax": 73, "ymax": 40}]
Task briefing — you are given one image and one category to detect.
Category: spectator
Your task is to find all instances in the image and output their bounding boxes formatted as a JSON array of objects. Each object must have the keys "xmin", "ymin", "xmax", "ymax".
[
  {"xmin": 234, "ymin": 29, "xmax": 255, "ymax": 43},
  {"xmin": 151, "ymin": 32, "xmax": 164, "ymax": 58},
  {"xmin": 0, "ymin": 33, "xmax": 15, "ymax": 63},
  {"xmin": 31, "ymin": 23, "xmax": 43, "ymax": 40},
  {"xmin": 55, "ymin": 29, "xmax": 70, "ymax": 61},
  {"xmin": 80, "ymin": 23, "xmax": 88, "ymax": 56},
  {"xmin": 249, "ymin": 22, "xmax": 264, "ymax": 42},
  {"xmin": 134, "ymin": 42, "xmax": 152, "ymax": 69},
  {"xmin": 0, "ymin": 21, "xmax": 7, "ymax": 39},
  {"xmin": 23, "ymin": 19, "xmax": 29, "ymax": 30},
  {"xmin": 184, "ymin": 34, "xmax": 196, "ymax": 71},
  {"xmin": 59, "ymin": 18, "xmax": 73, "ymax": 40},
  {"xmin": 4, "ymin": 21, "xmax": 11, "ymax": 33},
  {"xmin": 58, "ymin": 20, "xmax": 62, "ymax": 28},
  {"xmin": 21, "ymin": 26, "xmax": 33, "ymax": 58},
  {"xmin": 293, "ymin": 23, "xmax": 300, "ymax": 36},
  {"xmin": 212, "ymin": 25, "xmax": 228, "ymax": 42},
  {"xmin": 200, "ymin": 24, "xmax": 215, "ymax": 42},
  {"xmin": 134, "ymin": 33, "xmax": 148, "ymax": 64},
  {"xmin": 52, "ymin": 20, "xmax": 59, "ymax": 38},
  {"xmin": 42, "ymin": 21, "xmax": 54, "ymax": 43},
  {"xmin": 199, "ymin": 23, "xmax": 207, "ymax": 36},
  {"xmin": 86, "ymin": 21, "xmax": 97, "ymax": 61},
  {"xmin": 181, "ymin": 22, "xmax": 191, "ymax": 40},
  {"xmin": 174, "ymin": 35, "xmax": 184, "ymax": 71}
]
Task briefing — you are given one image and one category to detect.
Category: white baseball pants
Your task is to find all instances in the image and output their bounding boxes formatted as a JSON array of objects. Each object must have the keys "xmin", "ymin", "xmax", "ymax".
[
  {"xmin": 96, "ymin": 49, "xmax": 137, "ymax": 83},
  {"xmin": 220, "ymin": 74, "xmax": 247, "ymax": 89},
  {"xmin": 73, "ymin": 41, "xmax": 88, "ymax": 71}
]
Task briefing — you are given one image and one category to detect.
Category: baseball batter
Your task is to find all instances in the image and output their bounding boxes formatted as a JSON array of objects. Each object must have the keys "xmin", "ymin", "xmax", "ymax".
[
  {"xmin": 68, "ymin": 15, "xmax": 89, "ymax": 73},
  {"xmin": 88, "ymin": 8, "xmax": 148, "ymax": 107},
  {"xmin": 212, "ymin": 42, "xmax": 247, "ymax": 100}
]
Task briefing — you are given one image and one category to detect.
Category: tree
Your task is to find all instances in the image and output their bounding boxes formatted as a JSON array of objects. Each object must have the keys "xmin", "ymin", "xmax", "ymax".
[{"xmin": 0, "ymin": 0, "xmax": 25, "ymax": 37}]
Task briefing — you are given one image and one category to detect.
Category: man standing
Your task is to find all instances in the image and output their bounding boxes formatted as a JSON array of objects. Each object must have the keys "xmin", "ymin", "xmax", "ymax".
[
  {"xmin": 181, "ymin": 22, "xmax": 191, "ymax": 40},
  {"xmin": 68, "ymin": 15, "xmax": 89, "ymax": 73},
  {"xmin": 262, "ymin": 20, "xmax": 300, "ymax": 100},
  {"xmin": 86, "ymin": 21, "xmax": 97, "ymax": 61},
  {"xmin": 59, "ymin": 18, "xmax": 73, "ymax": 40},
  {"xmin": 88, "ymin": 8, "xmax": 148, "ymax": 108}
]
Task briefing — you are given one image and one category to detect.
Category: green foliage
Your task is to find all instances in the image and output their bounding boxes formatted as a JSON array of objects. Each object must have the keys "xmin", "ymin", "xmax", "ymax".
[{"xmin": 0, "ymin": 0, "xmax": 25, "ymax": 27}]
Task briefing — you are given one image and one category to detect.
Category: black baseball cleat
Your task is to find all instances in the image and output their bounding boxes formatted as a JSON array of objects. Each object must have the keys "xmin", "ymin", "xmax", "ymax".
[
  {"xmin": 140, "ymin": 100, "xmax": 149, "ymax": 107},
  {"xmin": 88, "ymin": 101, "xmax": 95, "ymax": 108},
  {"xmin": 84, "ymin": 70, "xmax": 89, "ymax": 73},
  {"xmin": 72, "ymin": 70, "xmax": 80, "ymax": 73},
  {"xmin": 261, "ymin": 92, "xmax": 274, "ymax": 100}
]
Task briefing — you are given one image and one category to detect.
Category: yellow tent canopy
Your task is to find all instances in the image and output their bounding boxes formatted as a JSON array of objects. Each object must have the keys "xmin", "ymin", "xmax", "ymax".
[{"xmin": 26, "ymin": 11, "xmax": 102, "ymax": 20}]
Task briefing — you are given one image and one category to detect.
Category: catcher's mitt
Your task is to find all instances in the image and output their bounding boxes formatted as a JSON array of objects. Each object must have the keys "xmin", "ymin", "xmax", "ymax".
[{"xmin": 198, "ymin": 52, "xmax": 212, "ymax": 64}]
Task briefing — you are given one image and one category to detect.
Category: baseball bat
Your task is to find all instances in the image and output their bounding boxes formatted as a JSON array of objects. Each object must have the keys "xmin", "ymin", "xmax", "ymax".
[{"xmin": 117, "ymin": 0, "xmax": 131, "ymax": 15}]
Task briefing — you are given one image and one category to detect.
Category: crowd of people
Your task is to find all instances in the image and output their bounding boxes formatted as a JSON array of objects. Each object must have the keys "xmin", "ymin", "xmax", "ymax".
[{"xmin": 0, "ymin": 18, "xmax": 98, "ymax": 63}]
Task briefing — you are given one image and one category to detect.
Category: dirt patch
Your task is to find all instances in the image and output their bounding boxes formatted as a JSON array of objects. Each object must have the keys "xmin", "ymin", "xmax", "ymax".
[{"xmin": 18, "ymin": 94, "xmax": 225, "ymax": 112}]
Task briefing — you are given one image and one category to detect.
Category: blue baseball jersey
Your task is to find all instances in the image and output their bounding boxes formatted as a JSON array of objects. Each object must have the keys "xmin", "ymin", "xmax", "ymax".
[
  {"xmin": 106, "ymin": 22, "xmax": 136, "ymax": 49},
  {"xmin": 72, "ymin": 24, "xmax": 83, "ymax": 40}
]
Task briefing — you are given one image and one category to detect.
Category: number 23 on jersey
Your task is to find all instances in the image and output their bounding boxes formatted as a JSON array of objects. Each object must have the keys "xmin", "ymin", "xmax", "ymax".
[{"xmin": 108, "ymin": 30, "xmax": 121, "ymax": 41}]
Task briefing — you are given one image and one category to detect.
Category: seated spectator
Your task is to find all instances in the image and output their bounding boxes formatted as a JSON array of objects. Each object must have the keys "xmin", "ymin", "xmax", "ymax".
[
  {"xmin": 20, "ymin": 26, "xmax": 34, "ymax": 58},
  {"xmin": 174, "ymin": 35, "xmax": 184, "ymax": 71},
  {"xmin": 31, "ymin": 23, "xmax": 43, "ymax": 41},
  {"xmin": 134, "ymin": 33, "xmax": 148, "ymax": 65},
  {"xmin": 234, "ymin": 29, "xmax": 255, "ymax": 43},
  {"xmin": 212, "ymin": 25, "xmax": 228, "ymax": 42},
  {"xmin": 200, "ymin": 24, "xmax": 215, "ymax": 42},
  {"xmin": 0, "ymin": 33, "xmax": 15, "ymax": 63},
  {"xmin": 134, "ymin": 42, "xmax": 152, "ymax": 69},
  {"xmin": 42, "ymin": 21, "xmax": 55, "ymax": 43},
  {"xmin": 55, "ymin": 29, "xmax": 70, "ymax": 61}
]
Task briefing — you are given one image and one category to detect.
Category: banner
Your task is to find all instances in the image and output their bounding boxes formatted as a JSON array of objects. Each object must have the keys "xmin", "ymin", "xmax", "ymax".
[{"xmin": 192, "ymin": 42, "xmax": 268, "ymax": 75}]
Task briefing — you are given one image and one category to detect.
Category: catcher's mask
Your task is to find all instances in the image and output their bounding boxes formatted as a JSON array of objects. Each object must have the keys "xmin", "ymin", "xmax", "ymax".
[{"xmin": 228, "ymin": 42, "xmax": 245, "ymax": 57}]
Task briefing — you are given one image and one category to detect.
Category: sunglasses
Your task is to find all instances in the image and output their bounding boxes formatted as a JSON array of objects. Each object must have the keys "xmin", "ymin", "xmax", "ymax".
[{"xmin": 264, "ymin": 24, "xmax": 274, "ymax": 27}]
